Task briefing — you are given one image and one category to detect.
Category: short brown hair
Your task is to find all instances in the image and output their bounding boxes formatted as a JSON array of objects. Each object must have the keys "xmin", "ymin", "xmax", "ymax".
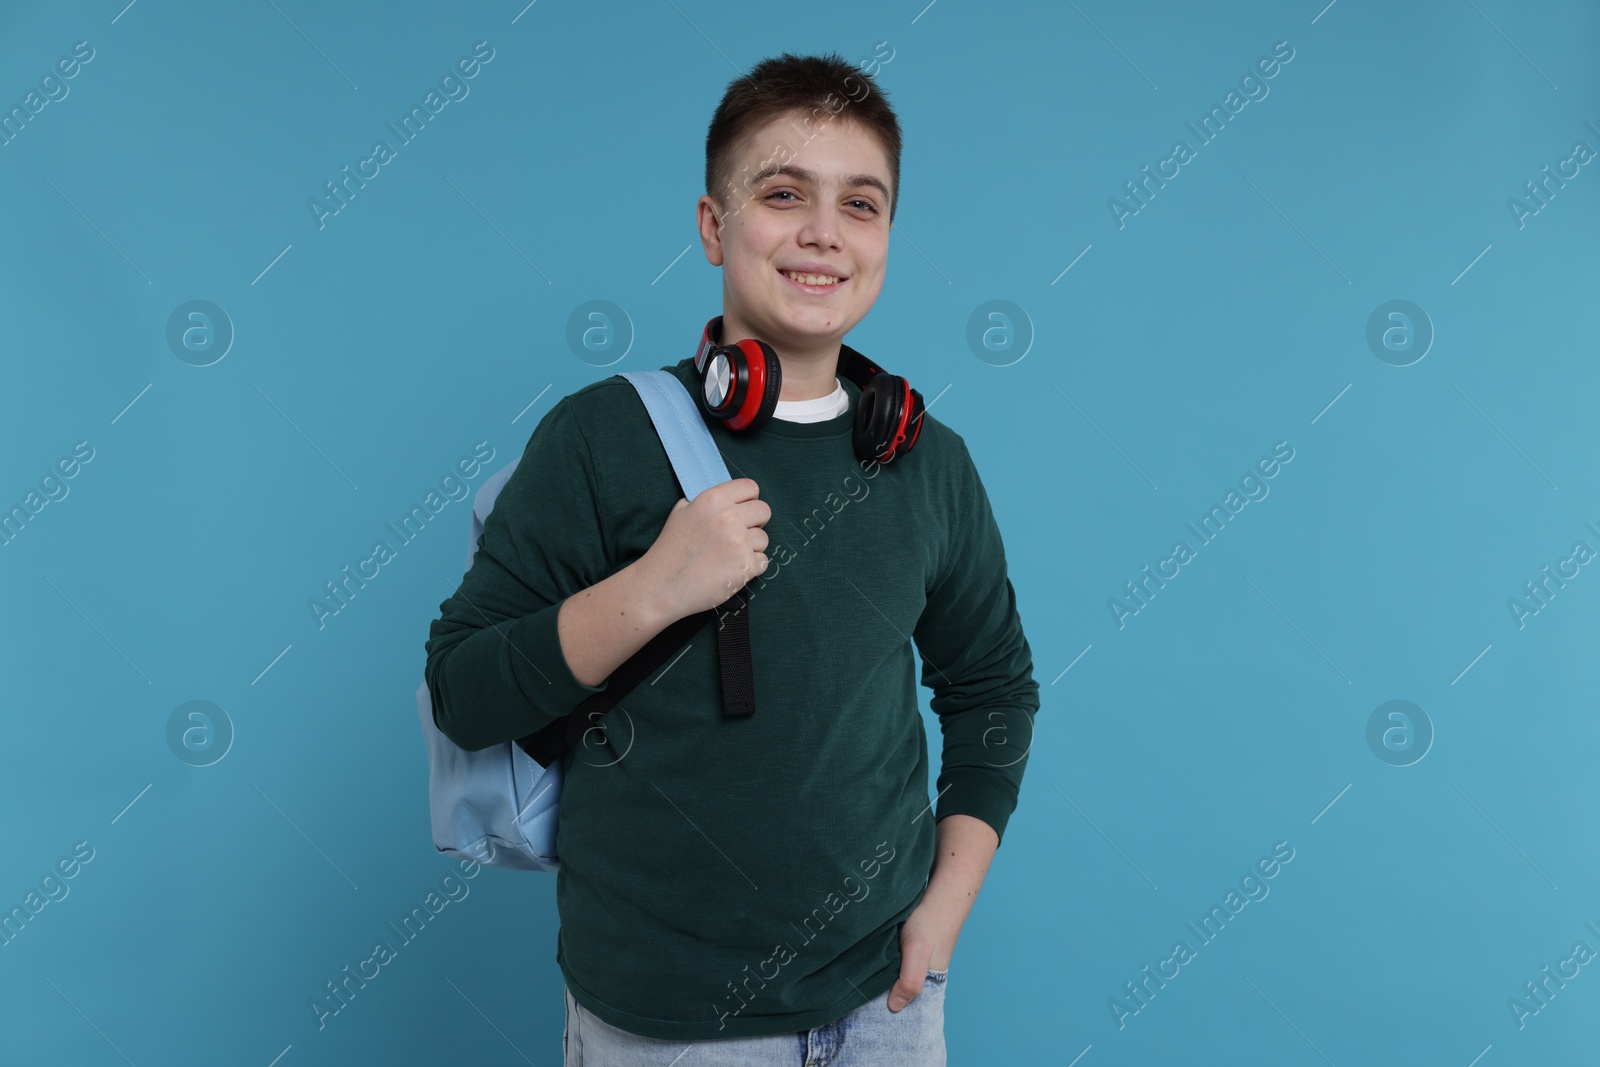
[{"xmin": 704, "ymin": 52, "xmax": 902, "ymax": 225}]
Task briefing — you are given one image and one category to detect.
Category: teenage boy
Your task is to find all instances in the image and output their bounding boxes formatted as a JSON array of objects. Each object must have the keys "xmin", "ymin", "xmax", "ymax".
[{"xmin": 425, "ymin": 51, "xmax": 1039, "ymax": 1064}]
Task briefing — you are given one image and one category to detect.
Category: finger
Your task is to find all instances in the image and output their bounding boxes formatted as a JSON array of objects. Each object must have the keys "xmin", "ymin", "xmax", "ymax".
[
  {"xmin": 736, "ymin": 499, "xmax": 771, "ymax": 528},
  {"xmin": 719, "ymin": 477, "xmax": 760, "ymax": 502},
  {"xmin": 886, "ymin": 966, "xmax": 924, "ymax": 1012}
]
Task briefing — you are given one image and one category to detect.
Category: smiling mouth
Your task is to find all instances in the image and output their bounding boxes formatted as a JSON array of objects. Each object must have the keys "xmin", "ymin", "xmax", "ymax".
[{"xmin": 779, "ymin": 269, "xmax": 846, "ymax": 291}]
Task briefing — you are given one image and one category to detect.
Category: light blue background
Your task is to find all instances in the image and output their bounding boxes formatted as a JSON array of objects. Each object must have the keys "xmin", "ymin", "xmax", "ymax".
[{"xmin": 3, "ymin": 0, "xmax": 1597, "ymax": 1063}]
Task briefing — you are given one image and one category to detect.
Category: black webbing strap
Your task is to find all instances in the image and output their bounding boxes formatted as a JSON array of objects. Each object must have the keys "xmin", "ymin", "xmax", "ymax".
[
  {"xmin": 713, "ymin": 583, "xmax": 756, "ymax": 719},
  {"xmin": 517, "ymin": 584, "xmax": 756, "ymax": 768}
]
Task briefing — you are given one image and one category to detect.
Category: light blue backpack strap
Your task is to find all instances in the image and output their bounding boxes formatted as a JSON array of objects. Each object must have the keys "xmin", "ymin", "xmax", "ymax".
[{"xmin": 617, "ymin": 370, "xmax": 730, "ymax": 501}]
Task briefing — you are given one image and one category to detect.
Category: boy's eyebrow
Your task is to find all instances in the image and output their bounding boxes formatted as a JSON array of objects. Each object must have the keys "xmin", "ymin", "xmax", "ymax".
[{"xmin": 750, "ymin": 162, "xmax": 891, "ymax": 204}]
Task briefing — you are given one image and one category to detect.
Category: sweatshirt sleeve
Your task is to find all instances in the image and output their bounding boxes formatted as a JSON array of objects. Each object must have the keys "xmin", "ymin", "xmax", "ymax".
[
  {"xmin": 424, "ymin": 395, "xmax": 615, "ymax": 752},
  {"xmin": 911, "ymin": 436, "xmax": 1040, "ymax": 848}
]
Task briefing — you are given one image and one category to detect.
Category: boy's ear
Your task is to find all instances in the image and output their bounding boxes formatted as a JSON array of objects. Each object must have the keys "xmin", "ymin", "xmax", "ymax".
[{"xmin": 698, "ymin": 194, "xmax": 727, "ymax": 267}]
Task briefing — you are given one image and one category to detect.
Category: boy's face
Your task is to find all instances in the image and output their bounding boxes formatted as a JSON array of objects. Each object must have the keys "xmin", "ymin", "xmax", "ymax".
[{"xmin": 697, "ymin": 111, "xmax": 893, "ymax": 353}]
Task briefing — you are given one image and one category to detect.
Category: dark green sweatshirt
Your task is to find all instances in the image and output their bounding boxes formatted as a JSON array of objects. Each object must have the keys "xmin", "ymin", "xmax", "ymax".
[{"xmin": 424, "ymin": 349, "xmax": 1040, "ymax": 1040}]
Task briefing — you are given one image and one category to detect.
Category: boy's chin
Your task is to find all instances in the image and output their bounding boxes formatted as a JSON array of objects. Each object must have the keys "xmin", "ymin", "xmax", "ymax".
[
  {"xmin": 759, "ymin": 301, "xmax": 865, "ymax": 334},
  {"xmin": 762, "ymin": 316, "xmax": 854, "ymax": 345}
]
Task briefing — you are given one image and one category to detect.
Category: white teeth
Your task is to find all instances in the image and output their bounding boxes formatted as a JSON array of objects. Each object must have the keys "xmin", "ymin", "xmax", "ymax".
[{"xmin": 783, "ymin": 270, "xmax": 840, "ymax": 286}]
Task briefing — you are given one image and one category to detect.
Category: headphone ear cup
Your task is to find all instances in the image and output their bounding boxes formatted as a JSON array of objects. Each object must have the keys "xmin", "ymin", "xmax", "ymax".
[
  {"xmin": 745, "ymin": 339, "xmax": 781, "ymax": 433},
  {"xmin": 856, "ymin": 374, "xmax": 925, "ymax": 463},
  {"xmin": 698, "ymin": 346, "xmax": 737, "ymax": 421},
  {"xmin": 854, "ymin": 373, "xmax": 906, "ymax": 464},
  {"xmin": 901, "ymin": 384, "xmax": 926, "ymax": 456},
  {"xmin": 700, "ymin": 339, "xmax": 783, "ymax": 432}
]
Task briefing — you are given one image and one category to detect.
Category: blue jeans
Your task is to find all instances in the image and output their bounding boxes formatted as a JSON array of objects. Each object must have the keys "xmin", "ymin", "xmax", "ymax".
[{"xmin": 563, "ymin": 968, "xmax": 949, "ymax": 1066}]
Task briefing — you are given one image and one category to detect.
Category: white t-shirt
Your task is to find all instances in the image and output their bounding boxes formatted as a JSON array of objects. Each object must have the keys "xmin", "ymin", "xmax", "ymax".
[{"xmin": 770, "ymin": 377, "xmax": 848, "ymax": 423}]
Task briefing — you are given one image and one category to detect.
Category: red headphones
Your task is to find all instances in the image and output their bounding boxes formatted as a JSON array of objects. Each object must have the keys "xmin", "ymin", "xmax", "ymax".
[{"xmin": 692, "ymin": 316, "xmax": 925, "ymax": 465}]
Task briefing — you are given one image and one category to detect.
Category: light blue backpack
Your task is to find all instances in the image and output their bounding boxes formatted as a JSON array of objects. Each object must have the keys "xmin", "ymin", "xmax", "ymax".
[{"xmin": 416, "ymin": 370, "xmax": 745, "ymax": 872}]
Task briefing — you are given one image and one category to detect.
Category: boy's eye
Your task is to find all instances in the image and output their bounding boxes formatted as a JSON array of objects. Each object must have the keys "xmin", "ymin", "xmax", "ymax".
[{"xmin": 763, "ymin": 190, "xmax": 880, "ymax": 215}]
